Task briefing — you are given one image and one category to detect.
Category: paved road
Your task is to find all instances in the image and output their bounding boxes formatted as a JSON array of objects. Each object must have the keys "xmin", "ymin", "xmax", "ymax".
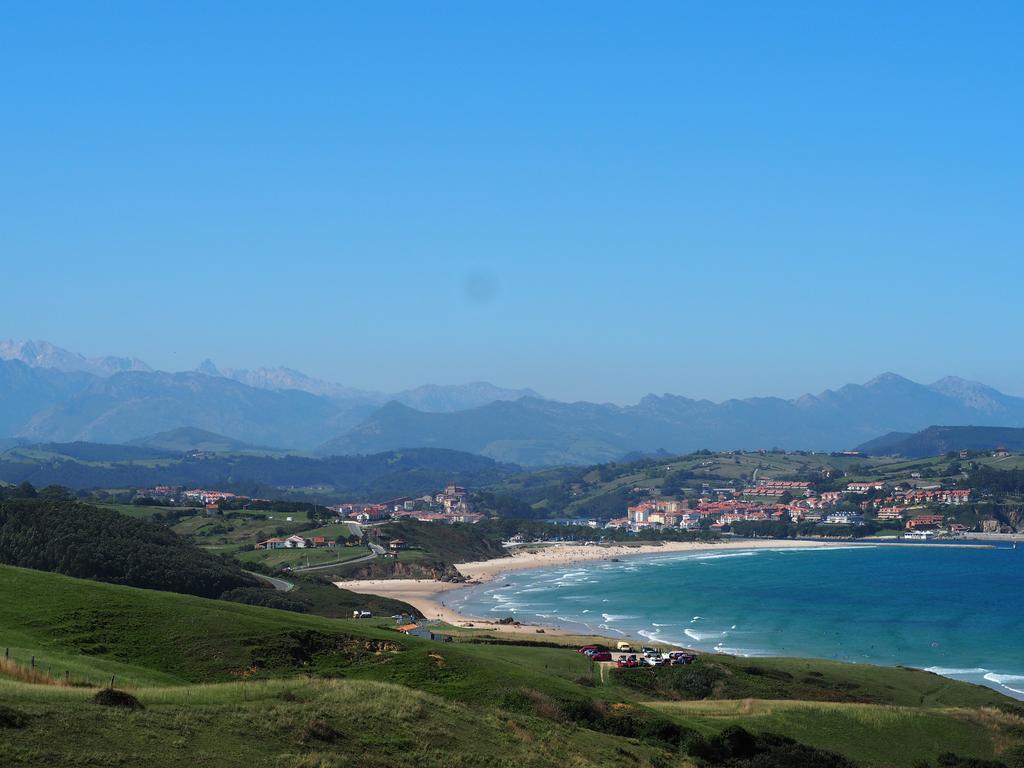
[{"xmin": 243, "ymin": 570, "xmax": 295, "ymax": 592}]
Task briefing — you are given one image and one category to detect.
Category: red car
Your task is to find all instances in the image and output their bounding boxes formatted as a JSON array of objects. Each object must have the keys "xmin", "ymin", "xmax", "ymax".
[
  {"xmin": 590, "ymin": 651, "xmax": 612, "ymax": 662},
  {"xmin": 616, "ymin": 655, "xmax": 639, "ymax": 668},
  {"xmin": 578, "ymin": 645, "xmax": 600, "ymax": 654}
]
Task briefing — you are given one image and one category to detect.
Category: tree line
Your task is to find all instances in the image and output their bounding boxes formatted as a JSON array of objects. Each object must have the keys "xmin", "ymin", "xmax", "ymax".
[{"xmin": 0, "ymin": 484, "xmax": 257, "ymax": 599}]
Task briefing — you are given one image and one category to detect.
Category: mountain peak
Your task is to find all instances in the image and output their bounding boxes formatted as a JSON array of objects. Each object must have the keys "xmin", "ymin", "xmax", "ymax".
[
  {"xmin": 864, "ymin": 372, "xmax": 915, "ymax": 388},
  {"xmin": 197, "ymin": 359, "xmax": 222, "ymax": 376},
  {"xmin": 0, "ymin": 339, "xmax": 150, "ymax": 377},
  {"xmin": 929, "ymin": 376, "xmax": 1009, "ymax": 414}
]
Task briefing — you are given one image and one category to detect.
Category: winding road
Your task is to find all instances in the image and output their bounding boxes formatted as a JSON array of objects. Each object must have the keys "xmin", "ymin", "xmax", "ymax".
[{"xmin": 243, "ymin": 570, "xmax": 295, "ymax": 592}]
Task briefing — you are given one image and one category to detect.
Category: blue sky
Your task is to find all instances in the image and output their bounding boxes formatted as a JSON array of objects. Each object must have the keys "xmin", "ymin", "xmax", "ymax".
[{"xmin": 1, "ymin": 2, "xmax": 1021, "ymax": 403}]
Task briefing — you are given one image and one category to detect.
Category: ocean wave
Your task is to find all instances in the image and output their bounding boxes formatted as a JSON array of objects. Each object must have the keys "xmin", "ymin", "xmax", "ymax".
[
  {"xmin": 984, "ymin": 673, "xmax": 1024, "ymax": 695},
  {"xmin": 713, "ymin": 645, "xmax": 768, "ymax": 657},
  {"xmin": 925, "ymin": 666, "xmax": 990, "ymax": 675},
  {"xmin": 602, "ymin": 613, "xmax": 637, "ymax": 622},
  {"xmin": 685, "ymin": 628, "xmax": 725, "ymax": 642},
  {"xmin": 771, "ymin": 545, "xmax": 874, "ymax": 554},
  {"xmin": 638, "ymin": 630, "xmax": 667, "ymax": 643},
  {"xmin": 689, "ymin": 551, "xmax": 758, "ymax": 561},
  {"xmin": 490, "ymin": 604, "xmax": 524, "ymax": 612}
]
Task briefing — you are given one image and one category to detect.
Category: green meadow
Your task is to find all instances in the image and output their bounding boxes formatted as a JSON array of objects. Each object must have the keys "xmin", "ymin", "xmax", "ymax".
[{"xmin": 1, "ymin": 564, "xmax": 1022, "ymax": 767}]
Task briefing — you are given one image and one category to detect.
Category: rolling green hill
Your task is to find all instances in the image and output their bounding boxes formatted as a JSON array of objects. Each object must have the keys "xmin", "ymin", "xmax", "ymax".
[
  {"xmin": 129, "ymin": 427, "xmax": 274, "ymax": 453},
  {"xmin": 0, "ymin": 564, "xmax": 1021, "ymax": 768}
]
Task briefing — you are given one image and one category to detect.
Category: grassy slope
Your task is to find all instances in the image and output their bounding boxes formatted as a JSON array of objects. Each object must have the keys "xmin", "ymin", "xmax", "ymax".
[
  {"xmin": 1, "ymin": 564, "xmax": 1021, "ymax": 768},
  {"xmin": 237, "ymin": 545, "xmax": 370, "ymax": 568},
  {"xmin": 648, "ymin": 700, "xmax": 1012, "ymax": 768},
  {"xmin": 0, "ymin": 678, "xmax": 667, "ymax": 768}
]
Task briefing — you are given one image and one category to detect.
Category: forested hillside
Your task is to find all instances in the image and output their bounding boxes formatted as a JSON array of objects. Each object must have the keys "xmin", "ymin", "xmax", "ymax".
[
  {"xmin": 0, "ymin": 446, "xmax": 519, "ymax": 500},
  {"xmin": 0, "ymin": 487, "xmax": 257, "ymax": 598}
]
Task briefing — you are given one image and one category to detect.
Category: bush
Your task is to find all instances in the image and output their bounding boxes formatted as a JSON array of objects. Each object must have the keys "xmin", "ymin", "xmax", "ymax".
[
  {"xmin": 687, "ymin": 726, "xmax": 856, "ymax": 767},
  {"xmin": 615, "ymin": 661, "xmax": 724, "ymax": 699},
  {"xmin": 93, "ymin": 689, "xmax": 144, "ymax": 710},
  {"xmin": 0, "ymin": 705, "xmax": 29, "ymax": 728},
  {"xmin": 301, "ymin": 718, "xmax": 341, "ymax": 743}
]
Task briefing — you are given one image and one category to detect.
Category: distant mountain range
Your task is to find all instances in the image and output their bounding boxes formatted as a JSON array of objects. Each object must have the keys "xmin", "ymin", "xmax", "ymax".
[
  {"xmin": 0, "ymin": 339, "xmax": 151, "ymax": 377},
  {"xmin": 0, "ymin": 340, "xmax": 541, "ymax": 449},
  {"xmin": 3, "ymin": 340, "xmax": 1024, "ymax": 465},
  {"xmin": 857, "ymin": 425, "xmax": 1024, "ymax": 458},
  {"xmin": 321, "ymin": 373, "xmax": 1024, "ymax": 464}
]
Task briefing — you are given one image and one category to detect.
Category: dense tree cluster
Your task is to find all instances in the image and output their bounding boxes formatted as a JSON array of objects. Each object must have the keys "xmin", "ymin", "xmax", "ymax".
[
  {"xmin": 969, "ymin": 466, "xmax": 1024, "ymax": 495},
  {"xmin": 0, "ymin": 485, "xmax": 258, "ymax": 598},
  {"xmin": 0, "ymin": 447, "xmax": 516, "ymax": 501}
]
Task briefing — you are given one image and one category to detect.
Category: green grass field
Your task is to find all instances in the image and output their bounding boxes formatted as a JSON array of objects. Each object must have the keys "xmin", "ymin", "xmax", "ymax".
[
  {"xmin": 649, "ymin": 699, "xmax": 1013, "ymax": 768},
  {"xmin": 1, "ymin": 564, "xmax": 1021, "ymax": 768},
  {"xmin": 237, "ymin": 545, "xmax": 371, "ymax": 569},
  {"xmin": 99, "ymin": 503, "xmax": 204, "ymax": 519}
]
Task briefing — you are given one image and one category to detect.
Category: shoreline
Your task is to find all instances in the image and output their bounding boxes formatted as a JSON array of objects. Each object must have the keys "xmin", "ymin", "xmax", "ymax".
[
  {"xmin": 334, "ymin": 537, "xmax": 998, "ymax": 639},
  {"xmin": 334, "ymin": 538, "xmax": 865, "ymax": 638}
]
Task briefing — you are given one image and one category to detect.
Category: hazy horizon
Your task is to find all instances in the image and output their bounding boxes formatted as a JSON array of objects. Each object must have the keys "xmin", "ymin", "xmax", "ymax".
[{"xmin": 4, "ymin": 336, "xmax": 1024, "ymax": 406}]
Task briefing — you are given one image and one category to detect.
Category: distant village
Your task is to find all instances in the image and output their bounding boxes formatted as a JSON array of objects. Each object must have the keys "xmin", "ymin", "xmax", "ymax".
[
  {"xmin": 608, "ymin": 478, "xmax": 976, "ymax": 540},
  {"xmin": 135, "ymin": 482, "xmax": 484, "ymax": 552},
  {"xmin": 132, "ymin": 447, "xmax": 1012, "ymax": 546},
  {"xmin": 328, "ymin": 483, "xmax": 483, "ymax": 525}
]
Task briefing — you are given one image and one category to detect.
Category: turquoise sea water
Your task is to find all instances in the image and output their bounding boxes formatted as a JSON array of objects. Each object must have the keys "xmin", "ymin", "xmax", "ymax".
[{"xmin": 450, "ymin": 543, "xmax": 1024, "ymax": 698}]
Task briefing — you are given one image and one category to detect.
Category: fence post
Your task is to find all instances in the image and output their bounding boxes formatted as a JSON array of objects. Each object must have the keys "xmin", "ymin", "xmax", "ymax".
[
  {"xmin": 110, "ymin": 674, "xmax": 116, "ymax": 689},
  {"xmin": 30, "ymin": 655, "xmax": 35, "ymax": 669}
]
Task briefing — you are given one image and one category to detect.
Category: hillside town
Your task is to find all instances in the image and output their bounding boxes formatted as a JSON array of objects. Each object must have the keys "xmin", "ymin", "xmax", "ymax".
[
  {"xmin": 326, "ymin": 483, "xmax": 484, "ymax": 525},
  {"xmin": 606, "ymin": 475, "xmax": 981, "ymax": 539}
]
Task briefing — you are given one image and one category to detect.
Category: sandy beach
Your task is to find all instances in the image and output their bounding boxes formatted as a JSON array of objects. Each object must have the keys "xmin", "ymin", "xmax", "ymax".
[{"xmin": 334, "ymin": 538, "xmax": 854, "ymax": 638}]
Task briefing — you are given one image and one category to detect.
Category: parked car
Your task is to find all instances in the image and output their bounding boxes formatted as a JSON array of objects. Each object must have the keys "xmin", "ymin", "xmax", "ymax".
[
  {"xmin": 669, "ymin": 652, "xmax": 697, "ymax": 665},
  {"xmin": 616, "ymin": 655, "xmax": 639, "ymax": 668},
  {"xmin": 616, "ymin": 642, "xmax": 633, "ymax": 652},
  {"xmin": 578, "ymin": 645, "xmax": 600, "ymax": 654},
  {"xmin": 591, "ymin": 651, "xmax": 612, "ymax": 662},
  {"xmin": 641, "ymin": 646, "xmax": 656, "ymax": 655}
]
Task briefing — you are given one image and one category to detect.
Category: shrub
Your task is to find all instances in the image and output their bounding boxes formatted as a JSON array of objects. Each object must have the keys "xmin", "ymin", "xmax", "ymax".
[
  {"xmin": 93, "ymin": 689, "xmax": 143, "ymax": 710},
  {"xmin": 616, "ymin": 661, "xmax": 724, "ymax": 700},
  {"xmin": 687, "ymin": 726, "xmax": 857, "ymax": 767},
  {"xmin": 301, "ymin": 719, "xmax": 341, "ymax": 743},
  {"xmin": 0, "ymin": 705, "xmax": 29, "ymax": 729}
]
